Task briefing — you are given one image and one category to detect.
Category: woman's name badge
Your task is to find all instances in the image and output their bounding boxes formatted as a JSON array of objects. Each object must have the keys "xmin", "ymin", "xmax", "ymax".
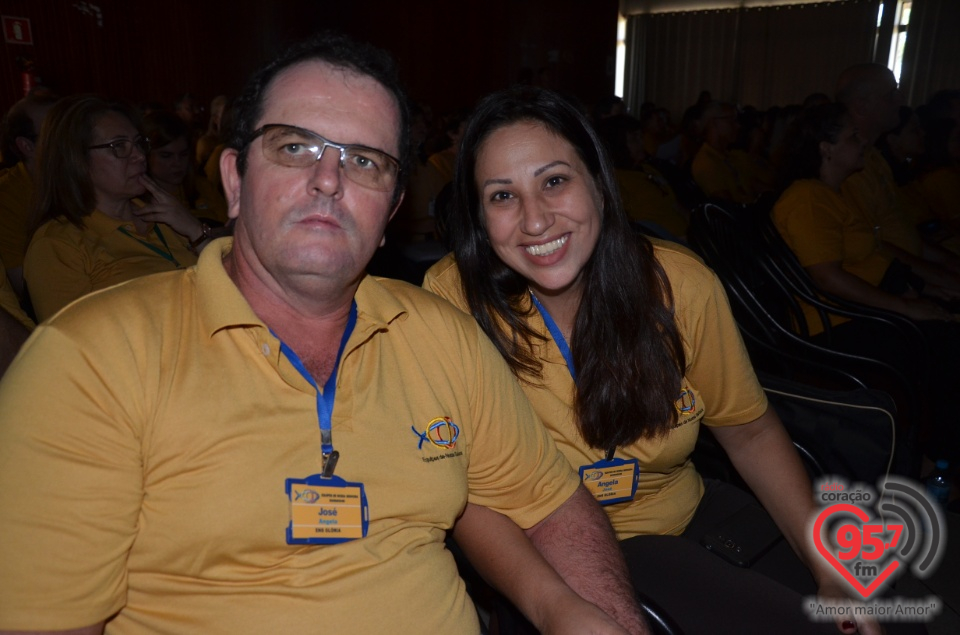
[
  {"xmin": 285, "ymin": 474, "xmax": 369, "ymax": 545},
  {"xmin": 579, "ymin": 458, "xmax": 640, "ymax": 506}
]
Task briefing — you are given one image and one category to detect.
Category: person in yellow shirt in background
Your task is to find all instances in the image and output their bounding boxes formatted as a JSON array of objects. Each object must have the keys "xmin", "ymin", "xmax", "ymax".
[
  {"xmin": 195, "ymin": 94, "xmax": 228, "ymax": 169},
  {"xmin": 691, "ymin": 101, "xmax": 758, "ymax": 204},
  {"xmin": 595, "ymin": 113, "xmax": 690, "ymax": 240},
  {"xmin": 0, "ymin": 93, "xmax": 59, "ymax": 300},
  {"xmin": 837, "ymin": 63, "xmax": 960, "ymax": 294},
  {"xmin": 24, "ymin": 96, "xmax": 213, "ymax": 321},
  {"xmin": 142, "ymin": 110, "xmax": 229, "ymax": 225},
  {"xmin": 915, "ymin": 114, "xmax": 960, "ymax": 230}
]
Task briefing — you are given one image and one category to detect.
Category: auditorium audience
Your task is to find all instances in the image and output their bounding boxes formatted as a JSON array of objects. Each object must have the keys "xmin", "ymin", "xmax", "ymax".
[
  {"xmin": 837, "ymin": 63, "xmax": 960, "ymax": 288},
  {"xmin": 772, "ymin": 102, "xmax": 960, "ymax": 463}
]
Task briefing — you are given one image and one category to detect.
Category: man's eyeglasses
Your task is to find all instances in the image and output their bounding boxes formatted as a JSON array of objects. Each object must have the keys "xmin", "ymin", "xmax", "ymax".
[
  {"xmin": 88, "ymin": 136, "xmax": 150, "ymax": 159},
  {"xmin": 250, "ymin": 124, "xmax": 400, "ymax": 192}
]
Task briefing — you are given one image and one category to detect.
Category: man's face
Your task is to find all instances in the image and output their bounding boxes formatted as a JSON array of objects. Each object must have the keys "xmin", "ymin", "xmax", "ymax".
[{"xmin": 224, "ymin": 60, "xmax": 402, "ymax": 291}]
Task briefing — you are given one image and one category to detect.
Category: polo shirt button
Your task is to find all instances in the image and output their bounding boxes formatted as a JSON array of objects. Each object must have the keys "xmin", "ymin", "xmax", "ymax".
[{"xmin": 261, "ymin": 343, "xmax": 270, "ymax": 356}]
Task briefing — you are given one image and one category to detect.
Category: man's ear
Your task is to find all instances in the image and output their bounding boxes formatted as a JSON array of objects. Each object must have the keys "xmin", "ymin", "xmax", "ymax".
[
  {"xmin": 388, "ymin": 189, "xmax": 405, "ymax": 224},
  {"xmin": 221, "ymin": 148, "xmax": 243, "ymax": 220},
  {"xmin": 819, "ymin": 140, "xmax": 832, "ymax": 161},
  {"xmin": 380, "ymin": 190, "xmax": 406, "ymax": 247}
]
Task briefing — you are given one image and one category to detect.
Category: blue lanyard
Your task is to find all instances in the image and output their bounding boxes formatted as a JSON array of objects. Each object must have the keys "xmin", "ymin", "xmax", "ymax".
[
  {"xmin": 532, "ymin": 293, "xmax": 617, "ymax": 461},
  {"xmin": 117, "ymin": 225, "xmax": 181, "ymax": 267},
  {"xmin": 530, "ymin": 292, "xmax": 577, "ymax": 382},
  {"xmin": 277, "ymin": 301, "xmax": 358, "ymax": 474}
]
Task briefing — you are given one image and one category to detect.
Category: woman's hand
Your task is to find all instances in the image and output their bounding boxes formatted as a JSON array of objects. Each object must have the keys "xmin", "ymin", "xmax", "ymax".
[
  {"xmin": 135, "ymin": 175, "xmax": 204, "ymax": 241},
  {"xmin": 815, "ymin": 577, "xmax": 885, "ymax": 635},
  {"xmin": 900, "ymin": 297, "xmax": 955, "ymax": 322}
]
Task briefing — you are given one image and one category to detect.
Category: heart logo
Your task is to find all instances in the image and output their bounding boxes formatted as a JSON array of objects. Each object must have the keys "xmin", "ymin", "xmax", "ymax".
[{"xmin": 812, "ymin": 503, "xmax": 903, "ymax": 599}]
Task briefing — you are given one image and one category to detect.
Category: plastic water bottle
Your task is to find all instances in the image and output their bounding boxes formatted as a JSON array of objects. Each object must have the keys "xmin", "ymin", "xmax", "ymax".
[{"xmin": 926, "ymin": 460, "xmax": 952, "ymax": 507}]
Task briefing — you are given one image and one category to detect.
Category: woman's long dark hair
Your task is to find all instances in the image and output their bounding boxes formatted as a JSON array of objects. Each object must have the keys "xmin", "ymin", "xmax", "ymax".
[{"xmin": 448, "ymin": 87, "xmax": 686, "ymax": 448}]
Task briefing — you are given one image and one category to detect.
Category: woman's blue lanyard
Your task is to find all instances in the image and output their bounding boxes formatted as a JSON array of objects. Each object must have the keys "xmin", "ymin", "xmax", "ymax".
[
  {"xmin": 531, "ymin": 292, "xmax": 616, "ymax": 462},
  {"xmin": 117, "ymin": 225, "xmax": 181, "ymax": 268},
  {"xmin": 277, "ymin": 301, "xmax": 358, "ymax": 478},
  {"xmin": 530, "ymin": 292, "xmax": 576, "ymax": 382}
]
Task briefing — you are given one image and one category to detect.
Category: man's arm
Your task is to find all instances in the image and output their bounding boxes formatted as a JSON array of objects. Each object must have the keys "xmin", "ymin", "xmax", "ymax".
[
  {"xmin": 453, "ymin": 502, "xmax": 637, "ymax": 635},
  {"xmin": 525, "ymin": 486, "xmax": 650, "ymax": 634}
]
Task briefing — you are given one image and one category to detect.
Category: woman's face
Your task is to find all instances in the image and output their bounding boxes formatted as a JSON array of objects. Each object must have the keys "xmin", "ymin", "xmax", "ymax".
[
  {"xmin": 890, "ymin": 115, "xmax": 925, "ymax": 159},
  {"xmin": 148, "ymin": 136, "xmax": 190, "ymax": 188},
  {"xmin": 822, "ymin": 120, "xmax": 867, "ymax": 176},
  {"xmin": 88, "ymin": 111, "xmax": 147, "ymax": 207},
  {"xmin": 476, "ymin": 121, "xmax": 602, "ymax": 302}
]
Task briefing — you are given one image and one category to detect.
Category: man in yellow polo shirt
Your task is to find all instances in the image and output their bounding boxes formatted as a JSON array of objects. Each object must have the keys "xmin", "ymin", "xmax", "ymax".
[
  {"xmin": 838, "ymin": 63, "xmax": 960, "ymax": 297},
  {"xmin": 0, "ymin": 93, "xmax": 58, "ymax": 300},
  {"xmin": 0, "ymin": 34, "xmax": 647, "ymax": 635}
]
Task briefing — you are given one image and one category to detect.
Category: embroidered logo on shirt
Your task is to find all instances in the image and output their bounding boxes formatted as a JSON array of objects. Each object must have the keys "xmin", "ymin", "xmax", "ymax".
[
  {"xmin": 673, "ymin": 387, "xmax": 705, "ymax": 428},
  {"xmin": 411, "ymin": 416, "xmax": 460, "ymax": 450},
  {"xmin": 675, "ymin": 389, "xmax": 696, "ymax": 414}
]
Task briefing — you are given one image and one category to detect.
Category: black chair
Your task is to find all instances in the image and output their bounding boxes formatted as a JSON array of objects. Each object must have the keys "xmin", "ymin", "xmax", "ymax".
[{"xmin": 687, "ymin": 201, "xmax": 925, "ymax": 477}]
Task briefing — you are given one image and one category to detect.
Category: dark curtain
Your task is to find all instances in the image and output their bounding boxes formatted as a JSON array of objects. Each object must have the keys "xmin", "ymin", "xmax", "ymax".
[
  {"xmin": 625, "ymin": 0, "xmax": 880, "ymax": 117},
  {"xmin": 899, "ymin": 0, "xmax": 960, "ymax": 106}
]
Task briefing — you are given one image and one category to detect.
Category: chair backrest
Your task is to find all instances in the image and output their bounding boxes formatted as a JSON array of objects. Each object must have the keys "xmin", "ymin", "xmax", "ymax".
[{"xmin": 687, "ymin": 201, "xmax": 924, "ymax": 477}]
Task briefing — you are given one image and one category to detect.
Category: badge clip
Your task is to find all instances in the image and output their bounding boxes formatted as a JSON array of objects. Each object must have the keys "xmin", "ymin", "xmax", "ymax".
[{"xmin": 322, "ymin": 450, "xmax": 339, "ymax": 478}]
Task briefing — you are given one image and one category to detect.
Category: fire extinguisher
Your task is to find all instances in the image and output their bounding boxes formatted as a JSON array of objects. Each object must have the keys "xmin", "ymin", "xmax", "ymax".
[{"xmin": 19, "ymin": 59, "xmax": 38, "ymax": 97}]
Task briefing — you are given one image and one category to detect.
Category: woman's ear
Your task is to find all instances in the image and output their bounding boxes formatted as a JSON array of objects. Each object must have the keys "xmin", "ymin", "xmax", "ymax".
[{"xmin": 818, "ymin": 140, "xmax": 832, "ymax": 161}]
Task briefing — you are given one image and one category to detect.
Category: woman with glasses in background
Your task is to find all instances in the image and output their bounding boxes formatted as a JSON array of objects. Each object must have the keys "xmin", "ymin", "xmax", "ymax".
[{"xmin": 24, "ymin": 95, "xmax": 213, "ymax": 321}]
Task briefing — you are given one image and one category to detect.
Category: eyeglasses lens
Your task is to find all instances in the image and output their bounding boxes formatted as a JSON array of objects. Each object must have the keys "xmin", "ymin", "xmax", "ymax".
[{"xmin": 259, "ymin": 126, "xmax": 397, "ymax": 192}]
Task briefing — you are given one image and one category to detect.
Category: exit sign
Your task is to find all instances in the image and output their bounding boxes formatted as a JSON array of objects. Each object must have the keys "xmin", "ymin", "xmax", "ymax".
[{"xmin": 3, "ymin": 16, "xmax": 33, "ymax": 45}]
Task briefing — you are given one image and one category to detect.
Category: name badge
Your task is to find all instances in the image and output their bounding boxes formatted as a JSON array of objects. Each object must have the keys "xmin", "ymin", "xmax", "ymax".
[
  {"xmin": 579, "ymin": 458, "xmax": 640, "ymax": 506},
  {"xmin": 285, "ymin": 474, "xmax": 369, "ymax": 545}
]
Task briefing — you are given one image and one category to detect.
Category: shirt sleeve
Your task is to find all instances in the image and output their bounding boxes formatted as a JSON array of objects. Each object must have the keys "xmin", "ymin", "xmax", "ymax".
[
  {"xmin": 0, "ymin": 321, "xmax": 141, "ymax": 630},
  {"xmin": 461, "ymin": 321, "xmax": 581, "ymax": 529},
  {"xmin": 667, "ymin": 249, "xmax": 768, "ymax": 427},
  {"xmin": 773, "ymin": 184, "xmax": 846, "ymax": 268},
  {"xmin": 23, "ymin": 230, "xmax": 95, "ymax": 322}
]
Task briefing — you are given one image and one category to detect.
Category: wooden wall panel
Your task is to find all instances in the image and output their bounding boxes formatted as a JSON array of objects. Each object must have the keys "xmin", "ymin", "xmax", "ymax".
[{"xmin": 1, "ymin": 1, "xmax": 618, "ymax": 120}]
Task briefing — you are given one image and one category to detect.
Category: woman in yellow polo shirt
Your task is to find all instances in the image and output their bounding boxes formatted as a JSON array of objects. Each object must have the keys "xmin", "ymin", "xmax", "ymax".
[
  {"xmin": 24, "ymin": 95, "xmax": 213, "ymax": 321},
  {"xmin": 142, "ymin": 110, "xmax": 228, "ymax": 225},
  {"xmin": 424, "ymin": 88, "xmax": 868, "ymax": 634}
]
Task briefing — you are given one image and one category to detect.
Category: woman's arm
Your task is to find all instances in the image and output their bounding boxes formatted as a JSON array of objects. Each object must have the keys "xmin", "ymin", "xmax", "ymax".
[
  {"xmin": 710, "ymin": 407, "xmax": 882, "ymax": 635},
  {"xmin": 806, "ymin": 260, "xmax": 953, "ymax": 321}
]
